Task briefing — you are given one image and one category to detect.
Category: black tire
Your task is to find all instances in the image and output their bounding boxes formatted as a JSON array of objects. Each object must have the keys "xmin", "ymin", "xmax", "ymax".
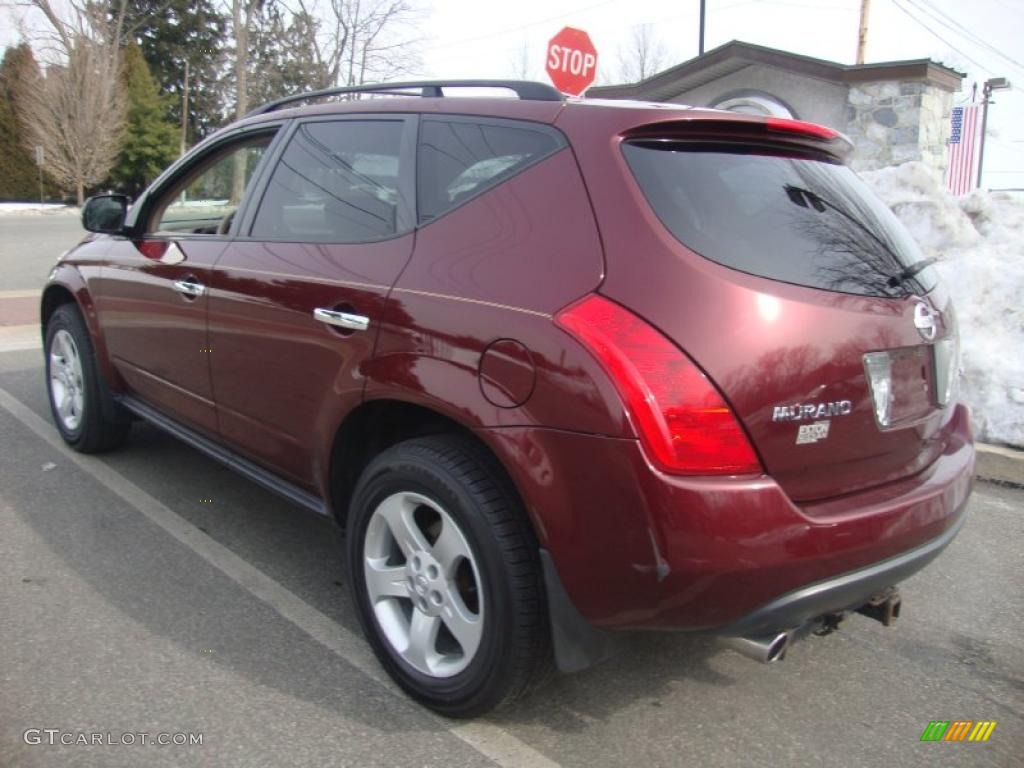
[
  {"xmin": 44, "ymin": 303, "xmax": 130, "ymax": 453},
  {"xmin": 347, "ymin": 435, "xmax": 550, "ymax": 717}
]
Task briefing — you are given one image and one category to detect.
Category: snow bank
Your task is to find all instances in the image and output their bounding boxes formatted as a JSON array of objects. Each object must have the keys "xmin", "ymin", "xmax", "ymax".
[
  {"xmin": 861, "ymin": 162, "xmax": 1024, "ymax": 447},
  {"xmin": 0, "ymin": 203, "xmax": 77, "ymax": 215}
]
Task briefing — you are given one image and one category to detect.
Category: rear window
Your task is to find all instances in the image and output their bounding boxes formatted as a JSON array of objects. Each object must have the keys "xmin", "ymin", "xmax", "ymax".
[{"xmin": 622, "ymin": 142, "xmax": 937, "ymax": 298}]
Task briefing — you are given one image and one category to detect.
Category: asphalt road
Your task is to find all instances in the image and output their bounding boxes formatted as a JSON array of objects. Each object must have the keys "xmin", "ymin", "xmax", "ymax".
[
  {"xmin": 1, "ymin": 214, "xmax": 1021, "ymax": 767},
  {"xmin": 0, "ymin": 213, "xmax": 84, "ymax": 292}
]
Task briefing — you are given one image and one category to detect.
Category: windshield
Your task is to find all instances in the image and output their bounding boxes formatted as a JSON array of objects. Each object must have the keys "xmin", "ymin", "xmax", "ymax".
[{"xmin": 622, "ymin": 141, "xmax": 937, "ymax": 298}]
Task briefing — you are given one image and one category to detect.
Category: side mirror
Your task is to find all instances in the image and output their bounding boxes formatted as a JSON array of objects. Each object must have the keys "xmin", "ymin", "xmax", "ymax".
[{"xmin": 82, "ymin": 194, "xmax": 130, "ymax": 234}]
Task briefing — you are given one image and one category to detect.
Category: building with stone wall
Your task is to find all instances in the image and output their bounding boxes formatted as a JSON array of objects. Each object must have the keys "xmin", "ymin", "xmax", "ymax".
[{"xmin": 590, "ymin": 41, "xmax": 964, "ymax": 174}]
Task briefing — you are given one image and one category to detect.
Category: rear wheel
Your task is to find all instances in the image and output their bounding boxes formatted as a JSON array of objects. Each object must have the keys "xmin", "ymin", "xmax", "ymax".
[
  {"xmin": 44, "ymin": 304, "xmax": 130, "ymax": 453},
  {"xmin": 347, "ymin": 435, "xmax": 550, "ymax": 717}
]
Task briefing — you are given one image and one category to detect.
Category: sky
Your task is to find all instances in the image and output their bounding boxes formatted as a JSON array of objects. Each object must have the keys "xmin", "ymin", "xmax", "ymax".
[
  {"xmin": 3, "ymin": 0, "xmax": 1023, "ymax": 188},
  {"xmin": 416, "ymin": 0, "xmax": 1024, "ymax": 190}
]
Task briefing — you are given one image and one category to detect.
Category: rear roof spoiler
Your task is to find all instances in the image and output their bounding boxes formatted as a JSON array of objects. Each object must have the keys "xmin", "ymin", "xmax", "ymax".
[{"xmin": 623, "ymin": 116, "xmax": 854, "ymax": 158}]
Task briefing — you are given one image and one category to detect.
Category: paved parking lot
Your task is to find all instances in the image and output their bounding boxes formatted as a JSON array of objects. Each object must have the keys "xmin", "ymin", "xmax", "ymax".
[{"xmin": 1, "ymin": 215, "xmax": 1021, "ymax": 767}]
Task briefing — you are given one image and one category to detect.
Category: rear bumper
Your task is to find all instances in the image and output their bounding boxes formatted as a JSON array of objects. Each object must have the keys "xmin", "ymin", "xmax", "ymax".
[
  {"xmin": 482, "ymin": 403, "xmax": 975, "ymax": 633},
  {"xmin": 718, "ymin": 501, "xmax": 968, "ymax": 637}
]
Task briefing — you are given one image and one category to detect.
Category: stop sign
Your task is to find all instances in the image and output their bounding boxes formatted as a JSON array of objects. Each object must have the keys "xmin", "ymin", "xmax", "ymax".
[{"xmin": 545, "ymin": 27, "xmax": 598, "ymax": 96}]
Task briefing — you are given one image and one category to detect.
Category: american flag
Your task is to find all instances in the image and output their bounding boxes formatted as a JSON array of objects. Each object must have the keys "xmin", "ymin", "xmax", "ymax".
[{"xmin": 947, "ymin": 104, "xmax": 981, "ymax": 195}]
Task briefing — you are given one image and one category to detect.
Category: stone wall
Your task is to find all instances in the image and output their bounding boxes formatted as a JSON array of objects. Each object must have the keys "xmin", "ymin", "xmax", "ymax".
[{"xmin": 845, "ymin": 81, "xmax": 953, "ymax": 173}]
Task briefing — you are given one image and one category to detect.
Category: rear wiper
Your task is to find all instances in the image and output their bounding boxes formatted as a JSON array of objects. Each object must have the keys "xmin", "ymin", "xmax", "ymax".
[
  {"xmin": 784, "ymin": 183, "xmax": 904, "ymax": 254},
  {"xmin": 887, "ymin": 257, "xmax": 936, "ymax": 288}
]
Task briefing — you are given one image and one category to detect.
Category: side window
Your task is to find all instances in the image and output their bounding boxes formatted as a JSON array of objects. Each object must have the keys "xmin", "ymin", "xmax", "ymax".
[
  {"xmin": 250, "ymin": 120, "xmax": 405, "ymax": 243},
  {"xmin": 149, "ymin": 134, "xmax": 273, "ymax": 235},
  {"xmin": 417, "ymin": 118, "xmax": 565, "ymax": 223}
]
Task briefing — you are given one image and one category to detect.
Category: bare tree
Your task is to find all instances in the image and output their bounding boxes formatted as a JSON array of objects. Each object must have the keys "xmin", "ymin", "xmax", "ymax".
[
  {"xmin": 247, "ymin": 3, "xmax": 324, "ymax": 106},
  {"xmin": 286, "ymin": 0, "xmax": 422, "ymax": 89},
  {"xmin": 14, "ymin": 0, "xmax": 129, "ymax": 204},
  {"xmin": 617, "ymin": 24, "xmax": 666, "ymax": 84}
]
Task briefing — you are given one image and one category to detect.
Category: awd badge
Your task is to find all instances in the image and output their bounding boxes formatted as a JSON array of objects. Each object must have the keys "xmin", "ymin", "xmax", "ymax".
[{"xmin": 796, "ymin": 421, "xmax": 830, "ymax": 445}]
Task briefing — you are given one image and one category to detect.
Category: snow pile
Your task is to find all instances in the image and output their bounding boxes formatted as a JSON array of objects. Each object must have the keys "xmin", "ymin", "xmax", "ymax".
[
  {"xmin": 862, "ymin": 162, "xmax": 1024, "ymax": 447},
  {"xmin": 0, "ymin": 202, "xmax": 77, "ymax": 215}
]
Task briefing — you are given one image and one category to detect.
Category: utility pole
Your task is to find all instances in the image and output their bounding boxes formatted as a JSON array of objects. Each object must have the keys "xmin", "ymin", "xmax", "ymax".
[
  {"xmin": 856, "ymin": 0, "xmax": 871, "ymax": 64},
  {"xmin": 180, "ymin": 60, "xmax": 189, "ymax": 158},
  {"xmin": 699, "ymin": 0, "xmax": 706, "ymax": 55},
  {"xmin": 976, "ymin": 77, "xmax": 1013, "ymax": 190}
]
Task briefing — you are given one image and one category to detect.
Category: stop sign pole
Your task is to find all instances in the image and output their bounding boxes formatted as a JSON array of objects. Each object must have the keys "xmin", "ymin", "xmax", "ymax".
[{"xmin": 545, "ymin": 27, "xmax": 598, "ymax": 97}]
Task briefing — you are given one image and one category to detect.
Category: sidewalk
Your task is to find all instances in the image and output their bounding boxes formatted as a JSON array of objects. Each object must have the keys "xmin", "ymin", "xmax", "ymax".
[{"xmin": 0, "ymin": 290, "xmax": 41, "ymax": 353}]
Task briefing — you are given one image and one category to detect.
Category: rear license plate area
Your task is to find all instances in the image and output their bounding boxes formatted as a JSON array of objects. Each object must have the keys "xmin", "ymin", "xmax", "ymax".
[
  {"xmin": 864, "ymin": 345, "xmax": 935, "ymax": 428},
  {"xmin": 888, "ymin": 346, "xmax": 933, "ymax": 424}
]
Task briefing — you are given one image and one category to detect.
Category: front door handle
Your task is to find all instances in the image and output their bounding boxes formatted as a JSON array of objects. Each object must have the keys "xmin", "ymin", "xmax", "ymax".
[
  {"xmin": 172, "ymin": 279, "xmax": 206, "ymax": 298},
  {"xmin": 313, "ymin": 308, "xmax": 370, "ymax": 331}
]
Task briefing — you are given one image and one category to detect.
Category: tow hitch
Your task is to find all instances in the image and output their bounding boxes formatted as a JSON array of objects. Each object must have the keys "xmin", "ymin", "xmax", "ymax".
[{"xmin": 855, "ymin": 587, "xmax": 902, "ymax": 626}]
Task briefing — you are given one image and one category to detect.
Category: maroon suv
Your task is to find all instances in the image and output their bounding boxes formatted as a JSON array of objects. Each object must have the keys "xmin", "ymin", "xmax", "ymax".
[{"xmin": 42, "ymin": 80, "xmax": 974, "ymax": 717}]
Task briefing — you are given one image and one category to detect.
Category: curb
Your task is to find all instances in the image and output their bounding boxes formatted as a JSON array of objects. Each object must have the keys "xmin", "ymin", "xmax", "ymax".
[{"xmin": 975, "ymin": 443, "xmax": 1024, "ymax": 489}]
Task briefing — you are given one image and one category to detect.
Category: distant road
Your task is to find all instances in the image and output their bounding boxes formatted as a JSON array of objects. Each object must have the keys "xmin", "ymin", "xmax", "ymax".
[{"xmin": 0, "ymin": 214, "xmax": 84, "ymax": 292}]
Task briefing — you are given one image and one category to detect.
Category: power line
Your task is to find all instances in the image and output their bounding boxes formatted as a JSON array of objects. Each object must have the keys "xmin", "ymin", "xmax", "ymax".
[
  {"xmin": 714, "ymin": 0, "xmax": 766, "ymax": 12},
  {"xmin": 889, "ymin": 0, "xmax": 990, "ymax": 72},
  {"xmin": 903, "ymin": 0, "xmax": 1024, "ymax": 76},
  {"xmin": 914, "ymin": 0, "xmax": 1022, "ymax": 68},
  {"xmin": 425, "ymin": 0, "xmax": 849, "ymax": 61},
  {"xmin": 428, "ymin": 0, "xmax": 862, "ymax": 65},
  {"xmin": 422, "ymin": 0, "xmax": 622, "ymax": 53},
  {"xmin": 716, "ymin": 0, "xmax": 860, "ymax": 10},
  {"xmin": 760, "ymin": 1, "xmax": 858, "ymax": 9}
]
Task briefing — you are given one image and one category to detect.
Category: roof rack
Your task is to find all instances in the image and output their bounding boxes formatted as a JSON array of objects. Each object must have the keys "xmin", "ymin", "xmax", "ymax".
[{"xmin": 247, "ymin": 79, "xmax": 565, "ymax": 117}]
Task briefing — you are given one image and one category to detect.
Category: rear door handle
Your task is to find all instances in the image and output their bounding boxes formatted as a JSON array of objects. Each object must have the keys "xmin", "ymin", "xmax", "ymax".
[
  {"xmin": 313, "ymin": 308, "xmax": 370, "ymax": 331},
  {"xmin": 172, "ymin": 279, "xmax": 206, "ymax": 298}
]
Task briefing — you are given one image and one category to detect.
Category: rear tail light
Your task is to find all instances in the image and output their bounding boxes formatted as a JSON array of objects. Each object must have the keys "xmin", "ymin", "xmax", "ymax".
[
  {"xmin": 556, "ymin": 295, "xmax": 762, "ymax": 475},
  {"xmin": 765, "ymin": 117, "xmax": 839, "ymax": 140}
]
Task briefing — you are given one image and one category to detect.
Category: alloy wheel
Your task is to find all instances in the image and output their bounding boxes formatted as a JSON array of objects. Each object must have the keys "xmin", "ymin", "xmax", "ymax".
[
  {"xmin": 49, "ymin": 329, "xmax": 85, "ymax": 432},
  {"xmin": 363, "ymin": 491, "xmax": 484, "ymax": 678}
]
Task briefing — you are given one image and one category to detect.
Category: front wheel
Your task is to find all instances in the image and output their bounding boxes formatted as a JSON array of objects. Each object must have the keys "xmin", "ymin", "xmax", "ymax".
[
  {"xmin": 346, "ymin": 435, "xmax": 550, "ymax": 717},
  {"xmin": 44, "ymin": 304, "xmax": 130, "ymax": 453}
]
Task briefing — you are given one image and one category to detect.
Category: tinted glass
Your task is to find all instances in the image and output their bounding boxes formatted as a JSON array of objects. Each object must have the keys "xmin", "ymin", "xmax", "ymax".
[
  {"xmin": 152, "ymin": 137, "xmax": 271, "ymax": 234},
  {"xmin": 251, "ymin": 120, "xmax": 404, "ymax": 242},
  {"xmin": 417, "ymin": 118, "xmax": 564, "ymax": 223},
  {"xmin": 622, "ymin": 143, "xmax": 937, "ymax": 298}
]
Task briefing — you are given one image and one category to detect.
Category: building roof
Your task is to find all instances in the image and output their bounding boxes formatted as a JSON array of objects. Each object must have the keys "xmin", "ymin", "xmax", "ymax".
[{"xmin": 590, "ymin": 40, "xmax": 965, "ymax": 101}]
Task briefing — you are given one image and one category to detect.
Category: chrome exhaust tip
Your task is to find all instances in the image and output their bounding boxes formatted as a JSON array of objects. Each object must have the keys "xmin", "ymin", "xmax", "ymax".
[{"xmin": 721, "ymin": 631, "xmax": 791, "ymax": 663}]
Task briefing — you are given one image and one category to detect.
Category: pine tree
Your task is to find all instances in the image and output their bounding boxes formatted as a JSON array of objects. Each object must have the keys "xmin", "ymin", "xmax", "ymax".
[
  {"xmin": 112, "ymin": 43, "xmax": 179, "ymax": 195},
  {"xmin": 113, "ymin": 0, "xmax": 230, "ymax": 143},
  {"xmin": 0, "ymin": 44, "xmax": 55, "ymax": 201}
]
